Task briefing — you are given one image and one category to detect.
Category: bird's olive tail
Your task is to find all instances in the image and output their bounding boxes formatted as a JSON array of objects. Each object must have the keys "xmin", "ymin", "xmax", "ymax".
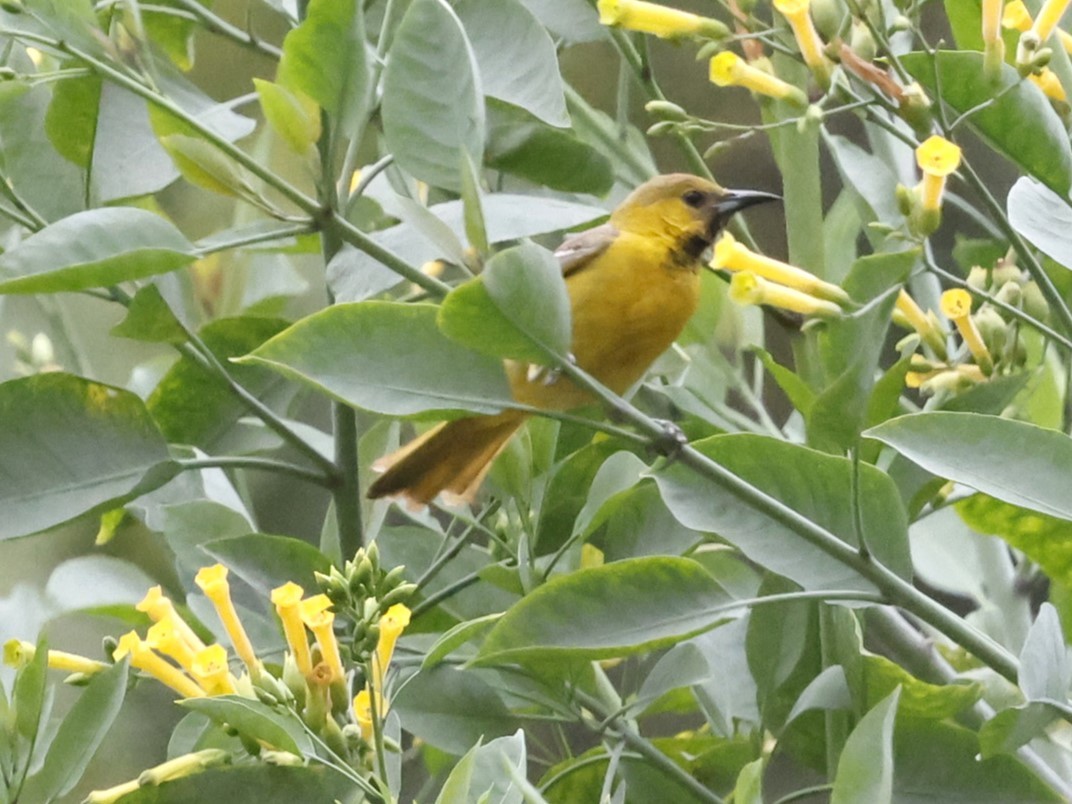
[{"xmin": 367, "ymin": 410, "xmax": 528, "ymax": 506}]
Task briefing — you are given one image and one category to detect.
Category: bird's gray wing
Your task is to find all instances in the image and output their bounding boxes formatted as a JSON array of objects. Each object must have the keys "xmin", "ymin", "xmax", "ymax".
[{"xmin": 554, "ymin": 222, "xmax": 618, "ymax": 277}]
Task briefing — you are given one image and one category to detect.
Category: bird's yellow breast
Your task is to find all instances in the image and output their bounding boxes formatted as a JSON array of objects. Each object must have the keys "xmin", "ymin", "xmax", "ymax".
[{"xmin": 510, "ymin": 231, "xmax": 701, "ymax": 409}]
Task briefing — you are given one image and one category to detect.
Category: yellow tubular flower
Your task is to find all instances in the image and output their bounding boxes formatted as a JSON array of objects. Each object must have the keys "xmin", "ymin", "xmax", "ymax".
[
  {"xmin": 138, "ymin": 749, "xmax": 231, "ymax": 786},
  {"xmin": 1032, "ymin": 0, "xmax": 1072, "ymax": 41},
  {"xmin": 372, "ymin": 604, "xmax": 412, "ymax": 693},
  {"xmin": 3, "ymin": 639, "xmax": 108, "ymax": 675},
  {"xmin": 983, "ymin": 0, "xmax": 1006, "ymax": 76},
  {"xmin": 940, "ymin": 289, "xmax": 994, "ymax": 375},
  {"xmin": 710, "ymin": 52, "xmax": 808, "ymax": 107},
  {"xmin": 712, "ymin": 232, "xmax": 850, "ymax": 305},
  {"xmin": 895, "ymin": 290, "xmax": 949, "ymax": 359},
  {"xmin": 146, "ymin": 618, "xmax": 197, "ymax": 672},
  {"xmin": 915, "ymin": 135, "xmax": 962, "ymax": 212},
  {"xmin": 728, "ymin": 271, "xmax": 842, "ymax": 317},
  {"xmin": 300, "ymin": 595, "xmax": 345, "ymax": 686},
  {"xmin": 353, "ymin": 689, "xmax": 375, "ymax": 743},
  {"xmin": 597, "ymin": 0, "xmax": 729, "ymax": 39},
  {"xmin": 195, "ymin": 565, "xmax": 260, "ymax": 679},
  {"xmin": 1031, "ymin": 67, "xmax": 1068, "ymax": 100},
  {"xmin": 190, "ymin": 644, "xmax": 236, "ymax": 695},
  {"xmin": 271, "ymin": 582, "xmax": 312, "ymax": 676},
  {"xmin": 136, "ymin": 586, "xmax": 205, "ymax": 653},
  {"xmin": 114, "ymin": 632, "xmax": 205, "ymax": 699},
  {"xmin": 773, "ymin": 0, "xmax": 831, "ymax": 82},
  {"xmin": 83, "ymin": 779, "xmax": 141, "ymax": 804}
]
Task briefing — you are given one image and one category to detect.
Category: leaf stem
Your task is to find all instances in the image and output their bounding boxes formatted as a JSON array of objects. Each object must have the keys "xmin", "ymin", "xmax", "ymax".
[{"xmin": 177, "ymin": 456, "xmax": 333, "ymax": 486}]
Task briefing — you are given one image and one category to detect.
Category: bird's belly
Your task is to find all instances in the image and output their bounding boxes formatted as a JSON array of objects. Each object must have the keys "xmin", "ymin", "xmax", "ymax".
[{"xmin": 510, "ymin": 238, "xmax": 700, "ymax": 409}]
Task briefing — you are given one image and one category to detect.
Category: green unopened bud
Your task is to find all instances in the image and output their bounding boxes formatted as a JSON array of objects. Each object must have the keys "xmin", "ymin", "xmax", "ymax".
[
  {"xmin": 262, "ymin": 750, "xmax": 304, "ymax": 766},
  {"xmin": 797, "ymin": 104, "xmax": 824, "ymax": 134},
  {"xmin": 899, "ymin": 82, "xmax": 933, "ymax": 135},
  {"xmin": 381, "ymin": 583, "xmax": 418, "ymax": 608},
  {"xmin": 381, "ymin": 565, "xmax": 408, "ymax": 591},
  {"xmin": 895, "ymin": 183, "xmax": 915, "ymax": 217},
  {"xmin": 967, "ymin": 265, "xmax": 990, "ymax": 290},
  {"xmin": 646, "ymin": 121, "xmax": 677, "ymax": 136},
  {"xmin": 993, "ymin": 280, "xmax": 1022, "ymax": 306},
  {"xmin": 810, "ymin": 0, "xmax": 843, "ymax": 38},
  {"xmin": 991, "ymin": 261, "xmax": 1021, "ymax": 286},
  {"xmin": 644, "ymin": 100, "xmax": 689, "ymax": 121},
  {"xmin": 1022, "ymin": 281, "xmax": 1050, "ymax": 321},
  {"xmin": 850, "ymin": 20, "xmax": 877, "ymax": 61},
  {"xmin": 890, "ymin": 14, "xmax": 912, "ymax": 33},
  {"xmin": 973, "ymin": 306, "xmax": 1006, "ymax": 355},
  {"xmin": 0, "ymin": 0, "xmax": 23, "ymax": 13}
]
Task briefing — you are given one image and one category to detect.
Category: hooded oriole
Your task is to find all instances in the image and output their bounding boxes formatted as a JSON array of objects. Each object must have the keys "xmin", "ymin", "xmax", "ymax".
[{"xmin": 368, "ymin": 173, "xmax": 777, "ymax": 505}]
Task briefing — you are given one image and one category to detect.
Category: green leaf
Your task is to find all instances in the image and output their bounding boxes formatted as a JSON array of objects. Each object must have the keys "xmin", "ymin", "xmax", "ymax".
[
  {"xmin": 327, "ymin": 193, "xmax": 605, "ymax": 303},
  {"xmin": 44, "ymin": 73, "xmax": 102, "ymax": 168},
  {"xmin": 434, "ymin": 737, "xmax": 480, "ymax": 802},
  {"xmin": 110, "ymin": 284, "xmax": 187, "ymax": 344},
  {"xmin": 893, "ymin": 718, "xmax": 1062, "ymax": 801},
  {"xmin": 252, "ymin": 79, "xmax": 320, "ymax": 154},
  {"xmin": 956, "ymin": 493, "xmax": 1072, "ymax": 585},
  {"xmin": 468, "ymin": 731, "xmax": 526, "ymax": 804},
  {"xmin": 456, "ymin": 0, "xmax": 568, "ymax": 127},
  {"xmin": 523, "ymin": 0, "xmax": 607, "ymax": 43},
  {"xmin": 276, "ymin": 0, "xmax": 368, "ymax": 138},
  {"xmin": 0, "ymin": 374, "xmax": 172, "ymax": 540},
  {"xmin": 423, "ymin": 614, "xmax": 503, "ymax": 668},
  {"xmin": 159, "ymin": 134, "xmax": 257, "ymax": 199},
  {"xmin": 831, "ymin": 688, "xmax": 899, "ymax": 804},
  {"xmin": 20, "ymin": 659, "xmax": 127, "ymax": 802},
  {"xmin": 0, "ymin": 208, "xmax": 197, "ymax": 294},
  {"xmin": 866, "ymin": 412, "xmax": 1072, "ymax": 521},
  {"xmin": 654, "ymin": 434, "xmax": 911, "ymax": 592},
  {"xmin": 147, "ymin": 317, "xmax": 291, "ymax": 450},
  {"xmin": 200, "ymin": 534, "xmax": 331, "ymax": 595},
  {"xmin": 439, "ymin": 242, "xmax": 571, "ymax": 363},
  {"xmin": 178, "ymin": 696, "xmax": 313, "ymax": 756},
  {"xmin": 979, "ymin": 701, "xmax": 1061, "ymax": 758},
  {"xmin": 393, "ymin": 666, "xmax": 517, "ymax": 755},
  {"xmin": 1008, "ymin": 177, "xmax": 1072, "ymax": 271},
  {"xmin": 863, "ymin": 654, "xmax": 981, "ymax": 719},
  {"xmin": 45, "ymin": 555, "xmax": 157, "ymax": 616},
  {"xmin": 753, "ymin": 347, "xmax": 815, "ymax": 415},
  {"xmin": 733, "ymin": 758, "xmax": 764, "ymax": 804},
  {"xmin": 901, "ymin": 51, "xmax": 1072, "ymax": 197},
  {"xmin": 807, "ymin": 250, "xmax": 916, "ymax": 453},
  {"xmin": 486, "ymin": 99, "xmax": 615, "ymax": 195},
  {"xmin": 143, "ymin": 0, "xmax": 199, "ymax": 70},
  {"xmin": 14, "ymin": 636, "xmax": 48, "ymax": 740},
  {"xmin": 108, "ymin": 765, "xmax": 352, "ymax": 803},
  {"xmin": 381, "ymin": 0, "xmax": 484, "ymax": 192},
  {"xmin": 1019, "ymin": 603, "xmax": 1070, "ymax": 701},
  {"xmin": 474, "ymin": 557, "xmax": 734, "ymax": 665},
  {"xmin": 238, "ymin": 302, "xmax": 514, "ymax": 417}
]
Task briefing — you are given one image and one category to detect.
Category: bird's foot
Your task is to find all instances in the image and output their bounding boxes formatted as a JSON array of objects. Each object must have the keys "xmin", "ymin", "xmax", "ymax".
[{"xmin": 650, "ymin": 418, "xmax": 688, "ymax": 458}]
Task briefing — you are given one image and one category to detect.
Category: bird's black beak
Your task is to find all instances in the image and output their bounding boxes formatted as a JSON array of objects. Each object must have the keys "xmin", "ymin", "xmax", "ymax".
[{"xmin": 715, "ymin": 189, "xmax": 782, "ymax": 217}]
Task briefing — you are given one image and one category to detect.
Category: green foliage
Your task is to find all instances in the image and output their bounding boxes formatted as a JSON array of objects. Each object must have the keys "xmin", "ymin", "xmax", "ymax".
[{"xmin": 3, "ymin": 0, "xmax": 1072, "ymax": 802}]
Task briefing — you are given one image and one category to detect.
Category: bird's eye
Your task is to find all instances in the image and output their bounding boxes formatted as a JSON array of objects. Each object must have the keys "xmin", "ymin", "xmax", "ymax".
[{"xmin": 682, "ymin": 190, "xmax": 707, "ymax": 208}]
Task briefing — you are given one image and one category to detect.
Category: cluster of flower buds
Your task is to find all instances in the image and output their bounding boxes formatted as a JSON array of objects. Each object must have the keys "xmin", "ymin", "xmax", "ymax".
[
  {"xmin": 713, "ymin": 232, "xmax": 850, "ymax": 318},
  {"xmin": 3, "ymin": 551, "xmax": 417, "ymax": 801},
  {"xmin": 897, "ymin": 259, "xmax": 1046, "ymax": 397}
]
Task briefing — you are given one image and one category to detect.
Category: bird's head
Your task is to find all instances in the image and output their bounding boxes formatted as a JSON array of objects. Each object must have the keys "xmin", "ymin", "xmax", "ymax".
[{"xmin": 610, "ymin": 173, "xmax": 779, "ymax": 259}]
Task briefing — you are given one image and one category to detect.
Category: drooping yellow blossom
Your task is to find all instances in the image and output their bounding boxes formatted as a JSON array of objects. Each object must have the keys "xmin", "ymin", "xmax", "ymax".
[
  {"xmin": 940, "ymin": 289, "xmax": 994, "ymax": 375},
  {"xmin": 1031, "ymin": 0, "xmax": 1072, "ymax": 42},
  {"xmin": 136, "ymin": 586, "xmax": 205, "ymax": 653},
  {"xmin": 915, "ymin": 135, "xmax": 962, "ymax": 212},
  {"xmin": 271, "ymin": 582, "xmax": 312, "ymax": 676},
  {"xmin": 138, "ymin": 749, "xmax": 231, "ymax": 786},
  {"xmin": 195, "ymin": 564, "xmax": 260, "ymax": 679},
  {"xmin": 353, "ymin": 689, "xmax": 376, "ymax": 743},
  {"xmin": 373, "ymin": 603, "xmax": 412, "ymax": 692},
  {"xmin": 190, "ymin": 644, "xmax": 236, "ymax": 695},
  {"xmin": 728, "ymin": 271, "xmax": 842, "ymax": 317},
  {"xmin": 3, "ymin": 639, "xmax": 108, "ymax": 676},
  {"xmin": 1030, "ymin": 67, "xmax": 1068, "ymax": 100},
  {"xmin": 300, "ymin": 594, "xmax": 346, "ymax": 686},
  {"xmin": 712, "ymin": 232, "xmax": 850, "ymax": 305},
  {"xmin": 773, "ymin": 0, "xmax": 831, "ymax": 83},
  {"xmin": 146, "ymin": 618, "xmax": 197, "ymax": 672},
  {"xmin": 113, "ymin": 632, "xmax": 205, "ymax": 699},
  {"xmin": 597, "ymin": 0, "xmax": 729, "ymax": 39},
  {"xmin": 893, "ymin": 290, "xmax": 949, "ymax": 359},
  {"xmin": 83, "ymin": 779, "xmax": 141, "ymax": 804},
  {"xmin": 710, "ymin": 52, "xmax": 808, "ymax": 107}
]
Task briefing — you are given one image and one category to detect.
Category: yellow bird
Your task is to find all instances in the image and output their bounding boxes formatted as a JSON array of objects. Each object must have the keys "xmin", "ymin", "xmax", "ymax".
[{"xmin": 368, "ymin": 174, "xmax": 778, "ymax": 505}]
